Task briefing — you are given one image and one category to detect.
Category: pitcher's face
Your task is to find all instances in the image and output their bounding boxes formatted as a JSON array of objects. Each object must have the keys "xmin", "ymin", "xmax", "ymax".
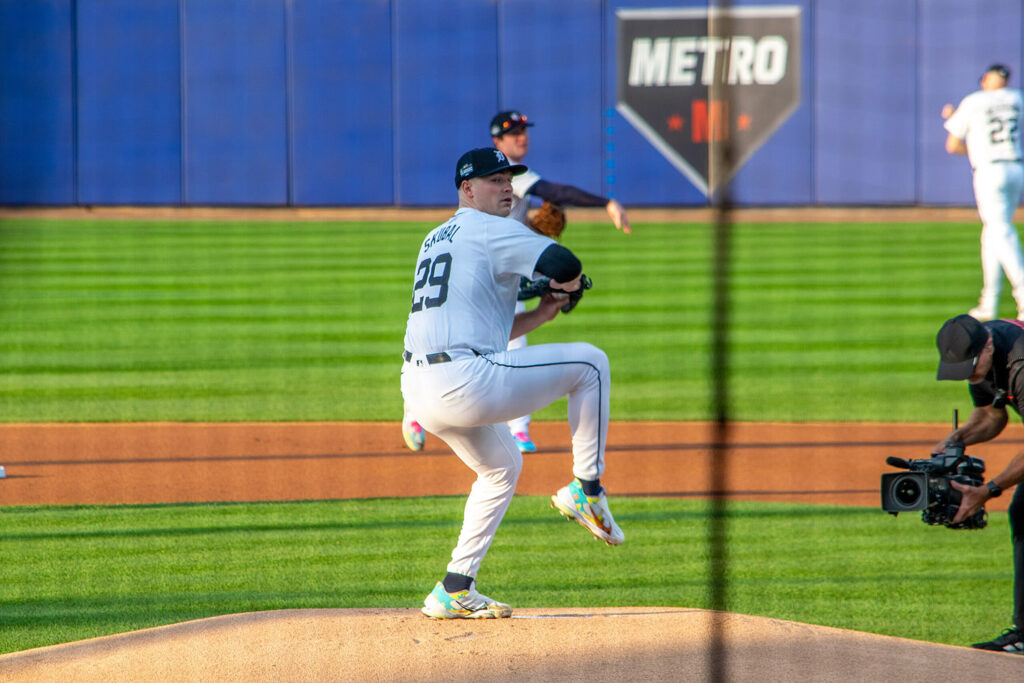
[{"xmin": 462, "ymin": 171, "xmax": 514, "ymax": 217}]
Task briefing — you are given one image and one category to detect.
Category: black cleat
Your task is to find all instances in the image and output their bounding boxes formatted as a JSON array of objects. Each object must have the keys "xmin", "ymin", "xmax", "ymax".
[{"xmin": 971, "ymin": 627, "xmax": 1024, "ymax": 654}]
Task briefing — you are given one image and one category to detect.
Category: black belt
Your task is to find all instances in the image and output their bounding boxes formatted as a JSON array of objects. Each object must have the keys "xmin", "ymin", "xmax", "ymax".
[{"xmin": 403, "ymin": 350, "xmax": 452, "ymax": 365}]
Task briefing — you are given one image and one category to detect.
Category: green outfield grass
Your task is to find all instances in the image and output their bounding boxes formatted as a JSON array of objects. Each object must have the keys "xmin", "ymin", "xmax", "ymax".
[
  {"xmin": 0, "ymin": 496, "xmax": 1010, "ymax": 654},
  {"xmin": 0, "ymin": 217, "xmax": 993, "ymax": 422}
]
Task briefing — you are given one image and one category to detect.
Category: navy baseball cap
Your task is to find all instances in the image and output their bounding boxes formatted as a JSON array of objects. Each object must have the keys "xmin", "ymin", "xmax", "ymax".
[
  {"xmin": 489, "ymin": 111, "xmax": 534, "ymax": 137},
  {"xmin": 936, "ymin": 314, "xmax": 990, "ymax": 380},
  {"xmin": 454, "ymin": 147, "xmax": 528, "ymax": 188}
]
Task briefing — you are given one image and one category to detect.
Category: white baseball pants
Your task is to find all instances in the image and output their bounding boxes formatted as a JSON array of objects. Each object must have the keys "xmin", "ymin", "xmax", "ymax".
[
  {"xmin": 406, "ymin": 299, "xmax": 532, "ymax": 437},
  {"xmin": 505, "ymin": 298, "xmax": 530, "ymax": 435},
  {"xmin": 400, "ymin": 342, "xmax": 610, "ymax": 578},
  {"xmin": 973, "ymin": 161, "xmax": 1024, "ymax": 317}
]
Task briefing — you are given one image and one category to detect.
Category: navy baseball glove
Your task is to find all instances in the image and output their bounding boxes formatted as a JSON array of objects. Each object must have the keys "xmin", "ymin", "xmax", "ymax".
[{"xmin": 517, "ymin": 274, "xmax": 592, "ymax": 313}]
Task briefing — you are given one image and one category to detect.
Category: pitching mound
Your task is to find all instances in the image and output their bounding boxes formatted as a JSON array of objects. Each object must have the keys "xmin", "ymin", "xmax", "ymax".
[{"xmin": 1, "ymin": 608, "xmax": 1020, "ymax": 682}]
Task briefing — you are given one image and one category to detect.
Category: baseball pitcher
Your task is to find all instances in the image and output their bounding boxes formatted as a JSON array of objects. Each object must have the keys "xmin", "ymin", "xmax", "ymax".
[
  {"xmin": 402, "ymin": 147, "xmax": 623, "ymax": 619},
  {"xmin": 403, "ymin": 110, "xmax": 632, "ymax": 455}
]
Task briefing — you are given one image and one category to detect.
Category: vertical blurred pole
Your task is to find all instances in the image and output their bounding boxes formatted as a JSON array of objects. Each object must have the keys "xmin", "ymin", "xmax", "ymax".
[{"xmin": 707, "ymin": 3, "xmax": 732, "ymax": 683}]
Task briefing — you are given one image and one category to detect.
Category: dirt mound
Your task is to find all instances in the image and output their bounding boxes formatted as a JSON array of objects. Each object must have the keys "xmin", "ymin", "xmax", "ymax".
[{"xmin": 1, "ymin": 607, "xmax": 1020, "ymax": 682}]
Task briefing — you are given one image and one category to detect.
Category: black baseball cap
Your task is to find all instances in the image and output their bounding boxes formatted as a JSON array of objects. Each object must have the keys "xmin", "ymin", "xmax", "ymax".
[
  {"xmin": 985, "ymin": 64, "xmax": 1011, "ymax": 81},
  {"xmin": 489, "ymin": 111, "xmax": 534, "ymax": 137},
  {"xmin": 454, "ymin": 147, "xmax": 528, "ymax": 188},
  {"xmin": 936, "ymin": 314, "xmax": 990, "ymax": 380}
]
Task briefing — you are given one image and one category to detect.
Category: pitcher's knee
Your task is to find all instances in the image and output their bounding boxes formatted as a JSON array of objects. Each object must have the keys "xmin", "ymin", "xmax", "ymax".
[
  {"xmin": 486, "ymin": 448, "xmax": 522, "ymax": 488},
  {"xmin": 485, "ymin": 461, "xmax": 521, "ymax": 493},
  {"xmin": 575, "ymin": 342, "xmax": 609, "ymax": 373}
]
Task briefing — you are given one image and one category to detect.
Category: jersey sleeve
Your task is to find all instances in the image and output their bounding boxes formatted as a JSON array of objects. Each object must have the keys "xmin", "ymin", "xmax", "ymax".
[
  {"xmin": 511, "ymin": 168, "xmax": 541, "ymax": 198},
  {"xmin": 1010, "ymin": 366, "xmax": 1024, "ymax": 418},
  {"xmin": 528, "ymin": 179, "xmax": 608, "ymax": 207},
  {"xmin": 968, "ymin": 378, "xmax": 996, "ymax": 407},
  {"xmin": 486, "ymin": 215, "xmax": 555, "ymax": 279},
  {"xmin": 1007, "ymin": 338, "xmax": 1024, "ymax": 416},
  {"xmin": 943, "ymin": 95, "xmax": 972, "ymax": 139}
]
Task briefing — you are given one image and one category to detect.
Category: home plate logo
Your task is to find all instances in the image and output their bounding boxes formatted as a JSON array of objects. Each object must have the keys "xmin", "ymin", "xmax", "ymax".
[{"xmin": 616, "ymin": 6, "xmax": 802, "ymax": 196}]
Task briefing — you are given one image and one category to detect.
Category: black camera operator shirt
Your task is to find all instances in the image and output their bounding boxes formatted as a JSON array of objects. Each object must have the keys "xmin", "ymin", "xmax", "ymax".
[{"xmin": 968, "ymin": 319, "xmax": 1024, "ymax": 416}]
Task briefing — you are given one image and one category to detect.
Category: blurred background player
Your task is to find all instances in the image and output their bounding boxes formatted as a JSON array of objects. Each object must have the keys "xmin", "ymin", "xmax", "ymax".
[
  {"xmin": 489, "ymin": 109, "xmax": 631, "ymax": 452},
  {"xmin": 403, "ymin": 109, "xmax": 633, "ymax": 454},
  {"xmin": 489, "ymin": 110, "xmax": 631, "ymax": 234},
  {"xmin": 942, "ymin": 64, "xmax": 1024, "ymax": 321}
]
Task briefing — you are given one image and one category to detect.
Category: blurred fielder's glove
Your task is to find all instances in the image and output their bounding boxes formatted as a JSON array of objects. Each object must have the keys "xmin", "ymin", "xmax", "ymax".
[
  {"xmin": 517, "ymin": 274, "xmax": 592, "ymax": 313},
  {"xmin": 529, "ymin": 201, "xmax": 566, "ymax": 239}
]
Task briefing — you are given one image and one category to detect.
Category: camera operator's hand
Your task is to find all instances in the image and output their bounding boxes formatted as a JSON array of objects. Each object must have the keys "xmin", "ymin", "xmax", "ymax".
[
  {"xmin": 933, "ymin": 406, "xmax": 1008, "ymax": 457},
  {"xmin": 950, "ymin": 480, "xmax": 990, "ymax": 524}
]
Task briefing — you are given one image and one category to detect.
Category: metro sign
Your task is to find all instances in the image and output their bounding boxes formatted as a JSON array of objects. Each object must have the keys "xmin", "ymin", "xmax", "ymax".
[{"xmin": 616, "ymin": 6, "xmax": 802, "ymax": 196}]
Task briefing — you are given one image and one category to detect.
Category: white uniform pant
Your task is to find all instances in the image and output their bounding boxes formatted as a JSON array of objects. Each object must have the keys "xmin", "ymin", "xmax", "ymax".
[
  {"xmin": 973, "ymin": 161, "xmax": 1024, "ymax": 316},
  {"xmin": 400, "ymin": 342, "xmax": 610, "ymax": 579},
  {"xmin": 506, "ymin": 298, "xmax": 530, "ymax": 435},
  {"xmin": 406, "ymin": 300, "xmax": 532, "ymax": 438}
]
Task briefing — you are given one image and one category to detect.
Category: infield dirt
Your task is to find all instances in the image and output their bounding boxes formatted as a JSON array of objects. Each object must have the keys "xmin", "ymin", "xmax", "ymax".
[{"xmin": 0, "ymin": 420, "xmax": 1018, "ymax": 509}]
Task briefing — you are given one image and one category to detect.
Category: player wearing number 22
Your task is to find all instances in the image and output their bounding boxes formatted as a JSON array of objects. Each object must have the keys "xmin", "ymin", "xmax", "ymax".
[
  {"xmin": 401, "ymin": 147, "xmax": 623, "ymax": 619},
  {"xmin": 943, "ymin": 64, "xmax": 1024, "ymax": 321}
]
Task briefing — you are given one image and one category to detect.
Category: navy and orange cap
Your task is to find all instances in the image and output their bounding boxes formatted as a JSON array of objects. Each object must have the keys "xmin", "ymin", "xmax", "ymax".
[{"xmin": 489, "ymin": 111, "xmax": 534, "ymax": 137}]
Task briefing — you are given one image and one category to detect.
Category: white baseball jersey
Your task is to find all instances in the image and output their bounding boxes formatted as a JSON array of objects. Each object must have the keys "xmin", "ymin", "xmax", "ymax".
[
  {"xmin": 946, "ymin": 87, "xmax": 1024, "ymax": 319},
  {"xmin": 945, "ymin": 87, "xmax": 1024, "ymax": 168},
  {"xmin": 508, "ymin": 163, "xmax": 541, "ymax": 225},
  {"xmin": 400, "ymin": 204, "xmax": 613, "ymax": 578},
  {"xmin": 403, "ymin": 207, "xmax": 553, "ymax": 356}
]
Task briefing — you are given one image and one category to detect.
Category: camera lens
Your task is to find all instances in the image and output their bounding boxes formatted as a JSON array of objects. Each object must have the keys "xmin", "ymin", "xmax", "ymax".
[{"xmin": 893, "ymin": 476, "xmax": 923, "ymax": 507}]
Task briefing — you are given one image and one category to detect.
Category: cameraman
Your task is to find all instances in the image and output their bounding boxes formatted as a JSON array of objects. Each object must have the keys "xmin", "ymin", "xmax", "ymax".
[{"xmin": 934, "ymin": 313, "xmax": 1024, "ymax": 654}]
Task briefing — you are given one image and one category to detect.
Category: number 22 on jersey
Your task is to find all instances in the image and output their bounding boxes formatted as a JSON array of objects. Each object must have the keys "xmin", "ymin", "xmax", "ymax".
[{"xmin": 988, "ymin": 113, "xmax": 1020, "ymax": 146}]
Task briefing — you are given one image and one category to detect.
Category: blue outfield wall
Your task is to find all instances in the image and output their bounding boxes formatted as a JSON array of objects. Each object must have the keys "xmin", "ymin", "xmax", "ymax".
[
  {"xmin": 290, "ymin": 0, "xmax": 394, "ymax": 205},
  {"xmin": 392, "ymin": 0, "xmax": 500, "ymax": 206},
  {"xmin": 813, "ymin": 0, "xmax": 917, "ymax": 205},
  {"xmin": 182, "ymin": 0, "xmax": 289, "ymax": 205},
  {"xmin": 0, "ymin": 0, "xmax": 75, "ymax": 205},
  {"xmin": 0, "ymin": 0, "xmax": 1022, "ymax": 207},
  {"xmin": 76, "ymin": 0, "xmax": 182, "ymax": 205},
  {"xmin": 500, "ymin": 0, "xmax": 606, "ymax": 206}
]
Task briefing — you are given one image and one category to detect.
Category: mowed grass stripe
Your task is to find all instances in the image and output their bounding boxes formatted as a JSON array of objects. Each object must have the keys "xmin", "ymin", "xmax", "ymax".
[{"xmin": 0, "ymin": 217, "xmax": 992, "ymax": 422}]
